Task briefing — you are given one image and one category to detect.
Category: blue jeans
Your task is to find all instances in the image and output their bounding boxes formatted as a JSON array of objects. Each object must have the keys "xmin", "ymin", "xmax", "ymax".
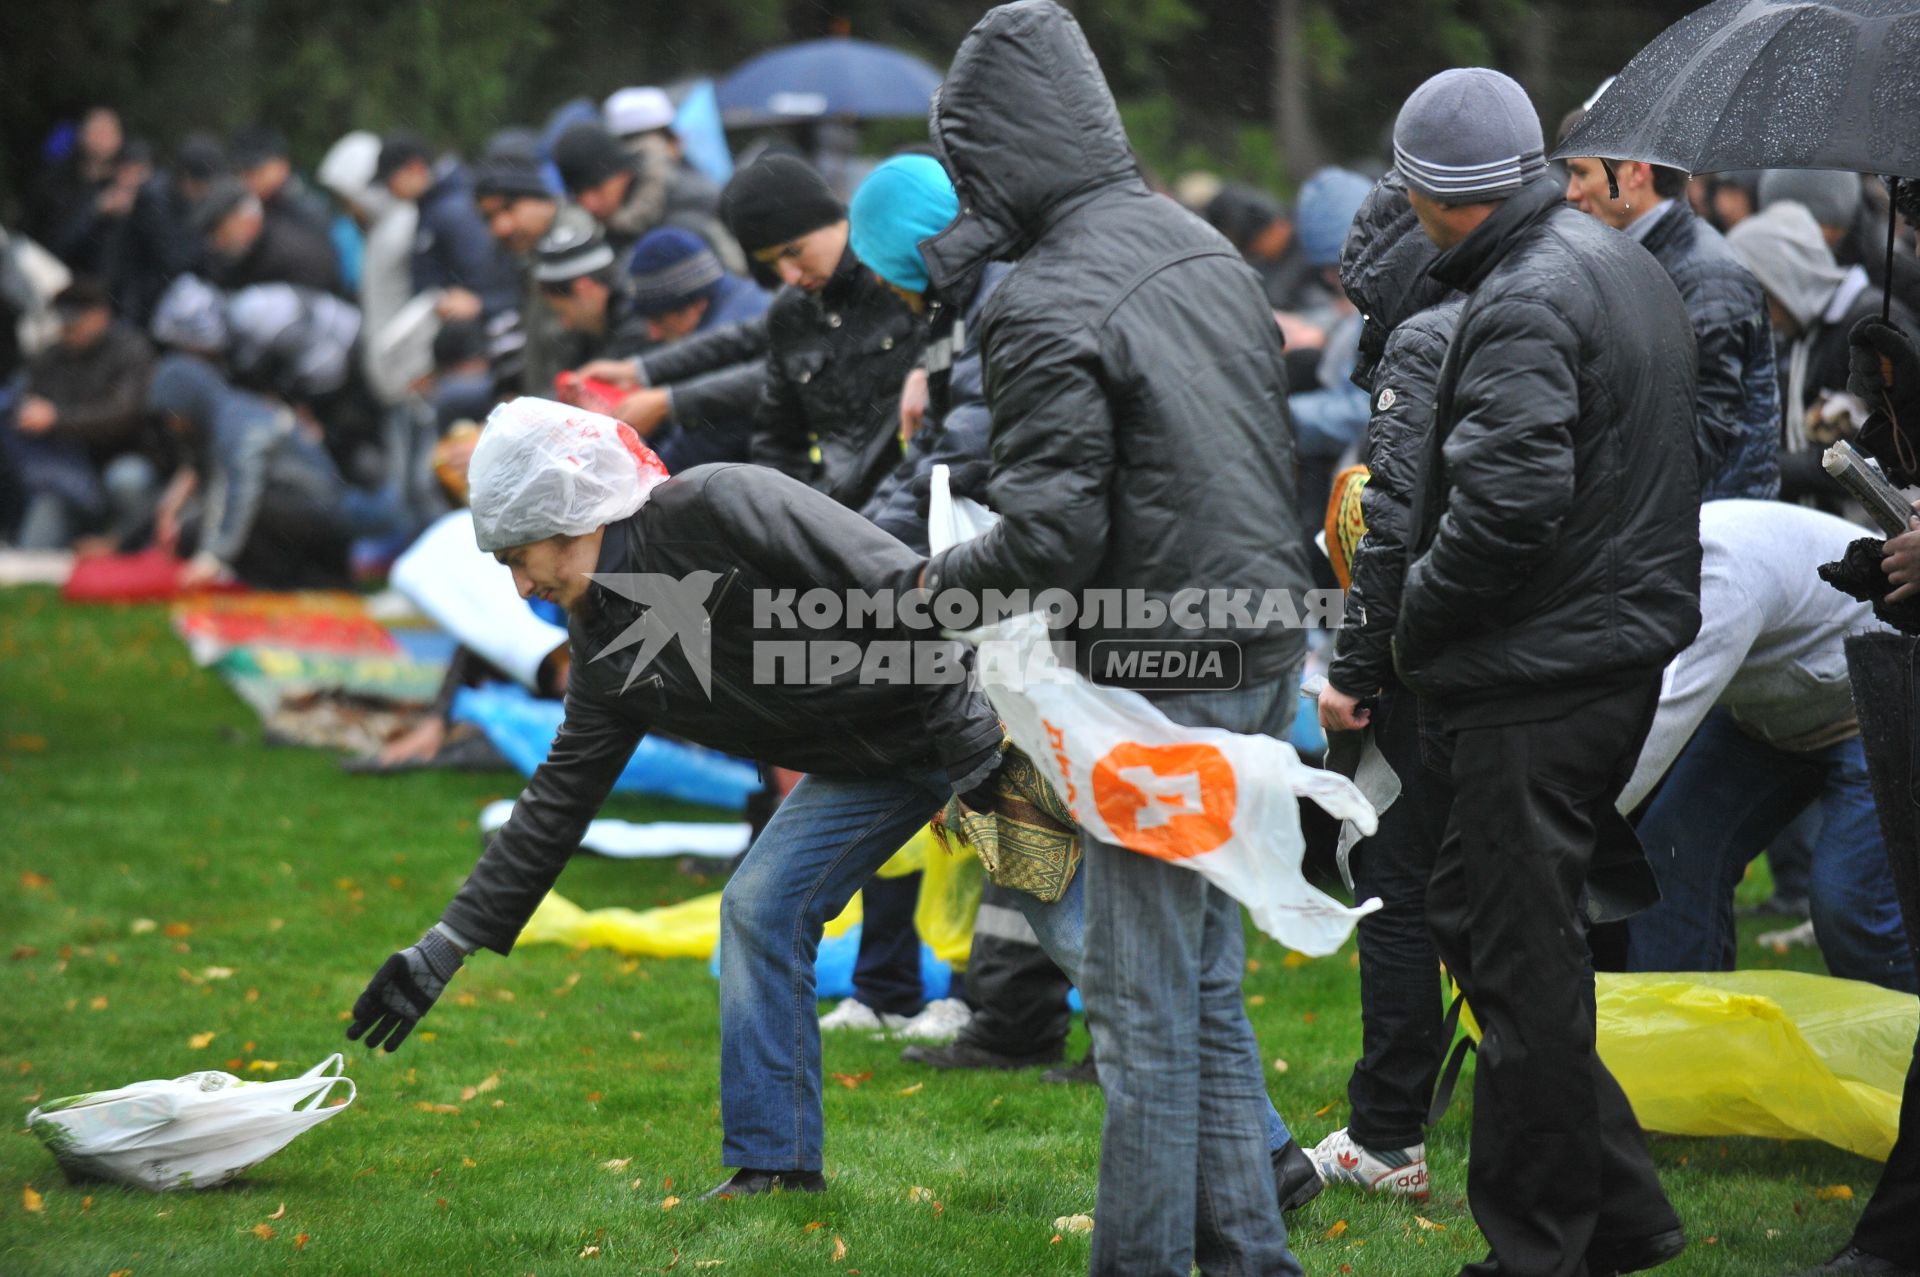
[
  {"xmin": 718, "ymin": 767, "xmax": 950, "ymax": 1171},
  {"xmin": 1077, "ymin": 678, "xmax": 1305, "ymax": 1277},
  {"xmin": 1007, "ymin": 856, "xmax": 1296, "ymax": 1152},
  {"xmin": 1629, "ymin": 708, "xmax": 1917, "ymax": 993}
]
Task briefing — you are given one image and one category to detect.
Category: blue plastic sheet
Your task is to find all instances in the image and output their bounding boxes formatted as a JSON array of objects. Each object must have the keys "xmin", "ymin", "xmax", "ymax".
[
  {"xmin": 710, "ymin": 923, "xmax": 951, "ymax": 1004},
  {"xmin": 451, "ymin": 681, "xmax": 759, "ymax": 809}
]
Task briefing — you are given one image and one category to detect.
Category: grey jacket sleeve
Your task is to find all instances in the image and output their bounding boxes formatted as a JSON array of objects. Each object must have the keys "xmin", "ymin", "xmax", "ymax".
[
  {"xmin": 1398, "ymin": 298, "xmax": 1579, "ymax": 665},
  {"xmin": 203, "ymin": 415, "xmax": 290, "ymax": 565},
  {"xmin": 438, "ymin": 678, "xmax": 642, "ymax": 954},
  {"xmin": 637, "ymin": 315, "xmax": 771, "ymax": 386},
  {"xmin": 924, "ymin": 310, "xmax": 1114, "ymax": 596},
  {"xmin": 668, "ymin": 360, "xmax": 768, "ymax": 431},
  {"xmin": 1329, "ymin": 318, "xmax": 1449, "ymax": 697}
]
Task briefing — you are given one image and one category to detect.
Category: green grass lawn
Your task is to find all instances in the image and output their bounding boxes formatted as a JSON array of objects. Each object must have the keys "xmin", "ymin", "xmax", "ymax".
[{"xmin": 0, "ymin": 587, "xmax": 1893, "ymax": 1276}]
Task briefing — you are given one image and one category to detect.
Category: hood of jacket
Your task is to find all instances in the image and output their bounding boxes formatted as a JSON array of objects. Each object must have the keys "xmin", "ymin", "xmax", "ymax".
[
  {"xmin": 145, "ymin": 352, "xmax": 230, "ymax": 425},
  {"xmin": 1726, "ymin": 200, "xmax": 1847, "ymax": 331},
  {"xmin": 1340, "ymin": 171, "xmax": 1454, "ymax": 388},
  {"xmin": 921, "ymin": 0, "xmax": 1140, "ymax": 289}
]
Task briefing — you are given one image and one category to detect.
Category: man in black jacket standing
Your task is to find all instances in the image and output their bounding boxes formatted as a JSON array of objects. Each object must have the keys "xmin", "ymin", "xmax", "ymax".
[
  {"xmin": 1391, "ymin": 69, "xmax": 1701, "ymax": 1277},
  {"xmin": 917, "ymin": 4, "xmax": 1313, "ymax": 1273}
]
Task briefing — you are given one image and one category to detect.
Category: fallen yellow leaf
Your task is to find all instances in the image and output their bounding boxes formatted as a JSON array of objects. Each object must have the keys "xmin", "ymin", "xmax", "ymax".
[
  {"xmin": 694, "ymin": 1262, "xmax": 724, "ymax": 1270},
  {"xmin": 1313, "ymin": 1102, "xmax": 1336, "ymax": 1117},
  {"xmin": 830, "ymin": 1071, "xmax": 872, "ymax": 1089},
  {"xmin": 1050, "ymin": 1233, "xmax": 1063, "ymax": 1245},
  {"xmin": 1325, "ymin": 1220, "xmax": 1349, "ymax": 1240},
  {"xmin": 602, "ymin": 1158, "xmax": 632, "ymax": 1171},
  {"xmin": 268, "ymin": 1202, "xmax": 286, "ymax": 1220},
  {"xmin": 897, "ymin": 1081, "xmax": 924, "ymax": 1096},
  {"xmin": 830, "ymin": 1236, "xmax": 848, "ymax": 1262},
  {"xmin": 461, "ymin": 1158, "xmax": 478, "ymax": 1169},
  {"xmin": 474, "ymin": 1074, "xmax": 500, "ymax": 1095},
  {"xmin": 1414, "ymin": 1215, "xmax": 1445, "ymax": 1231},
  {"xmin": 661, "ymin": 1196, "xmax": 681, "ymax": 1211},
  {"xmin": 246, "ymin": 1061, "xmax": 282, "ymax": 1074},
  {"xmin": 202, "ymin": 967, "xmax": 235, "ymax": 980},
  {"xmin": 80, "ymin": 1196, "xmax": 91, "ymax": 1212},
  {"xmin": 108, "ymin": 1271, "xmax": 131, "ymax": 1277},
  {"xmin": 23, "ymin": 1185, "xmax": 44, "ymax": 1213},
  {"xmin": 413, "ymin": 1102, "xmax": 460, "ymax": 1114},
  {"xmin": 578, "ymin": 1243, "xmax": 600, "ymax": 1258},
  {"xmin": 909, "ymin": 1186, "xmax": 933, "ymax": 1202},
  {"xmin": 251, "ymin": 1223, "xmax": 276, "ymax": 1240},
  {"xmin": 1272, "ymin": 1058, "xmax": 1289, "ymax": 1074},
  {"xmin": 89, "ymin": 996, "xmax": 108, "ymax": 1011},
  {"xmin": 163, "ymin": 922, "xmax": 192, "ymax": 938},
  {"xmin": 130, "ymin": 919, "xmax": 157, "ymax": 934},
  {"xmin": 1815, "ymin": 1184, "xmax": 1855, "ymax": 1201},
  {"xmin": 1053, "ymin": 1214, "xmax": 1094, "ymax": 1234},
  {"xmin": 803, "ymin": 1221, "xmax": 824, "ymax": 1232},
  {"xmin": 1247, "ymin": 994, "xmax": 1266, "ymax": 1007},
  {"xmin": 187, "ymin": 1032, "xmax": 215, "ymax": 1050},
  {"xmin": 294, "ymin": 1233, "xmax": 310, "ymax": 1250},
  {"xmin": 20, "ymin": 871, "xmax": 50, "ymax": 890},
  {"xmin": 1282, "ymin": 951, "xmax": 1312, "ymax": 969}
]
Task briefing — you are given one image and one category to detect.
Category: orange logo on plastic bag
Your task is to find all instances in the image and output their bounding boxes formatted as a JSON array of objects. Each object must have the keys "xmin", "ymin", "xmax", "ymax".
[{"xmin": 1091, "ymin": 742, "xmax": 1236, "ymax": 860}]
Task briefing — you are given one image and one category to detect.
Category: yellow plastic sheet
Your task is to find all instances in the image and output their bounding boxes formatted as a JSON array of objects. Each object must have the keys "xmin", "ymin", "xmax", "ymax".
[
  {"xmin": 519, "ymin": 825, "xmax": 985, "ymax": 968},
  {"xmin": 1595, "ymin": 971, "xmax": 1915, "ymax": 1160},
  {"xmin": 1456, "ymin": 970, "xmax": 1916, "ymax": 1160}
]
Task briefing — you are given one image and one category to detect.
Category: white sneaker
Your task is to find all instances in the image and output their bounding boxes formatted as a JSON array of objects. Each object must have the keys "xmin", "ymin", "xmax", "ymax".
[
  {"xmin": 818, "ymin": 998, "xmax": 911, "ymax": 1032},
  {"xmin": 892, "ymin": 998, "xmax": 974, "ymax": 1042},
  {"xmin": 1307, "ymin": 1127, "xmax": 1429, "ymax": 1200}
]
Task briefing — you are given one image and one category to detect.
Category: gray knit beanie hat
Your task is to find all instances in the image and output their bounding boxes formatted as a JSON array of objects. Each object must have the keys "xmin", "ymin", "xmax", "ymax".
[{"xmin": 1393, "ymin": 68, "xmax": 1546, "ymax": 204}]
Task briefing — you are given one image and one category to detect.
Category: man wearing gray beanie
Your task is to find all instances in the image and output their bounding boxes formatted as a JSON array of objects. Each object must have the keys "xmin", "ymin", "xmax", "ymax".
[{"xmin": 1390, "ymin": 67, "xmax": 1701, "ymax": 1277}]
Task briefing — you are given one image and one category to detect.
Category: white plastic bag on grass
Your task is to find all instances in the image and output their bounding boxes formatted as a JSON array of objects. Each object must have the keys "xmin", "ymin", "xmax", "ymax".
[
  {"xmin": 26, "ymin": 1054, "xmax": 355, "ymax": 1191},
  {"xmin": 928, "ymin": 466, "xmax": 1381, "ymax": 955}
]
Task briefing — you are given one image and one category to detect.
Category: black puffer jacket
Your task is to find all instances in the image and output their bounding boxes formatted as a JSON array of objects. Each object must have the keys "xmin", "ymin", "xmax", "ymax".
[
  {"xmin": 920, "ymin": 0, "xmax": 1311, "ymax": 686},
  {"xmin": 440, "ymin": 463, "xmax": 1004, "ymax": 954},
  {"xmin": 1636, "ymin": 201, "xmax": 1780, "ymax": 501},
  {"xmin": 753, "ymin": 245, "xmax": 925, "ymax": 510},
  {"xmin": 1327, "ymin": 173, "xmax": 1463, "ymax": 698},
  {"xmin": 1396, "ymin": 175, "xmax": 1702, "ymax": 700}
]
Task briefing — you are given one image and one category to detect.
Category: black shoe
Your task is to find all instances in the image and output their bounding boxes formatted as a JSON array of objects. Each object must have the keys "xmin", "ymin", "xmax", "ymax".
[
  {"xmin": 900, "ymin": 1040, "xmax": 1064, "ymax": 1071},
  {"xmin": 1271, "ymin": 1139, "xmax": 1324, "ymax": 1213},
  {"xmin": 701, "ymin": 1168, "xmax": 827, "ymax": 1200},
  {"xmin": 1041, "ymin": 1054, "xmax": 1098, "ymax": 1085},
  {"xmin": 1792, "ymin": 1246, "xmax": 1920, "ymax": 1276},
  {"xmin": 1588, "ymin": 1227, "xmax": 1686, "ymax": 1277}
]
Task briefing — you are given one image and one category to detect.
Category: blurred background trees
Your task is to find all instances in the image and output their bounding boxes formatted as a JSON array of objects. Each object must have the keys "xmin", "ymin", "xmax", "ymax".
[{"xmin": 0, "ymin": 0, "xmax": 1697, "ymax": 214}]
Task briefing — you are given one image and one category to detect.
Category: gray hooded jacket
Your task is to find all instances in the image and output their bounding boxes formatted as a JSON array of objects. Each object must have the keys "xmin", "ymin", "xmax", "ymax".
[{"xmin": 918, "ymin": 0, "xmax": 1312, "ymax": 687}]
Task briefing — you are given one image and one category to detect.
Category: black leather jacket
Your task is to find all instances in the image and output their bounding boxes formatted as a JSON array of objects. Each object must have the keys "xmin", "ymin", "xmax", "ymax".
[{"xmin": 440, "ymin": 463, "xmax": 1003, "ymax": 954}]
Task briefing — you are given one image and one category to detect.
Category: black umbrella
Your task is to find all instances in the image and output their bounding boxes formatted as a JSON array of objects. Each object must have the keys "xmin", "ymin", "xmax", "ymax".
[{"xmin": 1554, "ymin": 0, "xmax": 1920, "ymax": 320}]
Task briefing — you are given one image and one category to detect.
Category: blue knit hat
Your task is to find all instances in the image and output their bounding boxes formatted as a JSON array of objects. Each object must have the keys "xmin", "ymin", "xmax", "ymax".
[
  {"xmin": 625, "ymin": 226, "xmax": 725, "ymax": 317},
  {"xmin": 1295, "ymin": 168, "xmax": 1373, "ymax": 269},
  {"xmin": 849, "ymin": 155, "xmax": 959, "ymax": 293}
]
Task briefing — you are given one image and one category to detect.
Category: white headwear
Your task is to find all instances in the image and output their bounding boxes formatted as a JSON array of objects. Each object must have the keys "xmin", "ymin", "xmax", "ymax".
[
  {"xmin": 604, "ymin": 87, "xmax": 676, "ymax": 138},
  {"xmin": 468, "ymin": 397, "xmax": 670, "ymax": 552}
]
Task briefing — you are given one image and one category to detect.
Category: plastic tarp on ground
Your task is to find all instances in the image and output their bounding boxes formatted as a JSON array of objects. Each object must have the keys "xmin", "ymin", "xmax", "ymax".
[
  {"xmin": 1596, "ymin": 970, "xmax": 1917, "ymax": 1161},
  {"xmin": 518, "ymin": 826, "xmax": 982, "ymax": 975},
  {"xmin": 451, "ymin": 681, "xmax": 759, "ymax": 809}
]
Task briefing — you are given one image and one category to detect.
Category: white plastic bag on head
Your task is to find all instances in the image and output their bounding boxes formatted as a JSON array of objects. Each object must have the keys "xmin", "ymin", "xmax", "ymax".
[
  {"xmin": 929, "ymin": 465, "xmax": 1381, "ymax": 955},
  {"xmin": 26, "ymin": 1054, "xmax": 355, "ymax": 1191},
  {"xmin": 469, "ymin": 396, "xmax": 670, "ymax": 553}
]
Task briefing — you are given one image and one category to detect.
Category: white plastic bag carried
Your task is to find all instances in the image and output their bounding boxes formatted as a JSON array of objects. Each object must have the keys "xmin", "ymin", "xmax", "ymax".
[
  {"xmin": 26, "ymin": 1054, "xmax": 355, "ymax": 1191},
  {"xmin": 928, "ymin": 467, "xmax": 1382, "ymax": 955}
]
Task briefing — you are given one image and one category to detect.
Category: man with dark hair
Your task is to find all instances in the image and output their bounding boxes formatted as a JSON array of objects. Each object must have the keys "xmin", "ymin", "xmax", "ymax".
[
  {"xmin": 379, "ymin": 131, "xmax": 517, "ymax": 322},
  {"xmin": 230, "ymin": 125, "xmax": 332, "ymax": 237},
  {"xmin": 1394, "ymin": 67, "xmax": 1701, "ymax": 1276},
  {"xmin": 11, "ymin": 278, "xmax": 158, "ymax": 548},
  {"xmin": 552, "ymin": 121, "xmax": 741, "ymax": 270},
  {"xmin": 1203, "ymin": 183, "xmax": 1329, "ymax": 318},
  {"xmin": 195, "ymin": 176, "xmax": 342, "ymax": 294},
  {"xmin": 470, "ymin": 142, "xmax": 565, "ymax": 393},
  {"xmin": 717, "ymin": 153, "xmax": 923, "ymax": 511},
  {"xmin": 1559, "ymin": 107, "xmax": 1780, "ymax": 501}
]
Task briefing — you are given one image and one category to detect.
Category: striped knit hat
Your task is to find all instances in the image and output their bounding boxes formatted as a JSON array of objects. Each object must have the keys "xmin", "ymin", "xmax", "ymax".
[
  {"xmin": 625, "ymin": 226, "xmax": 726, "ymax": 317},
  {"xmin": 1393, "ymin": 68, "xmax": 1545, "ymax": 204}
]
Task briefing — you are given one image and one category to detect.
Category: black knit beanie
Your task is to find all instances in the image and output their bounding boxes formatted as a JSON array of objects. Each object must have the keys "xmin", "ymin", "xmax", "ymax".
[
  {"xmin": 721, "ymin": 154, "xmax": 845, "ymax": 252},
  {"xmin": 552, "ymin": 123, "xmax": 633, "ymax": 195}
]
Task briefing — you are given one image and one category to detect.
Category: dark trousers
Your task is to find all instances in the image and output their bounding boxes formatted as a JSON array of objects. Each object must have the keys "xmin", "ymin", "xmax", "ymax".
[
  {"xmin": 1346, "ymin": 684, "xmax": 1453, "ymax": 1150},
  {"xmin": 959, "ymin": 879, "xmax": 1072, "ymax": 1054},
  {"xmin": 1843, "ymin": 633, "xmax": 1920, "ymax": 1262},
  {"xmin": 1427, "ymin": 681, "xmax": 1679, "ymax": 1277},
  {"xmin": 852, "ymin": 870, "xmax": 926, "ymax": 1018}
]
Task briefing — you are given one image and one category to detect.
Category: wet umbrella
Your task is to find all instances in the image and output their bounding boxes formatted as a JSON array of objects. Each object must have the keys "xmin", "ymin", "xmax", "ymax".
[
  {"xmin": 715, "ymin": 38, "xmax": 942, "ymax": 128},
  {"xmin": 1554, "ymin": 0, "xmax": 1920, "ymax": 319}
]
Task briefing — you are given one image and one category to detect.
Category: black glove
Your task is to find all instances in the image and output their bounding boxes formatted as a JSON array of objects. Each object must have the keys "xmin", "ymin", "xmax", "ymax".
[
  {"xmin": 911, "ymin": 459, "xmax": 994, "ymax": 519},
  {"xmin": 347, "ymin": 928, "xmax": 465, "ymax": 1052},
  {"xmin": 1820, "ymin": 538, "xmax": 1920, "ymax": 637},
  {"xmin": 1848, "ymin": 316, "xmax": 1920, "ymax": 410}
]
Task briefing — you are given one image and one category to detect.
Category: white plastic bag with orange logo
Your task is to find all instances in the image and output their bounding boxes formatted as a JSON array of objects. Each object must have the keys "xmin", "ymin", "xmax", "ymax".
[{"xmin": 930, "ymin": 468, "xmax": 1381, "ymax": 955}]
